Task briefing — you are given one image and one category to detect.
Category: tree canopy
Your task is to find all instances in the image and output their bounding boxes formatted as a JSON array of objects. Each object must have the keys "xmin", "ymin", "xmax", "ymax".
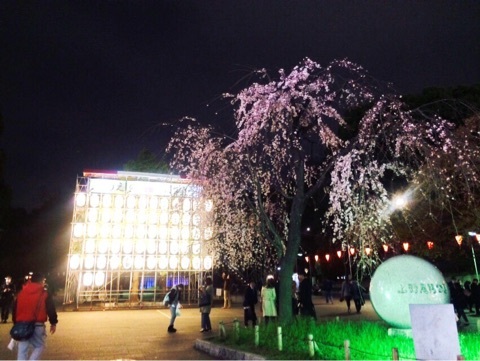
[{"xmin": 167, "ymin": 58, "xmax": 480, "ymax": 322}]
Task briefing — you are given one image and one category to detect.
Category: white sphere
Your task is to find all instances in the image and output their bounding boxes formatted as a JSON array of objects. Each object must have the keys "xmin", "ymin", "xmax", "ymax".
[{"xmin": 370, "ymin": 255, "xmax": 450, "ymax": 329}]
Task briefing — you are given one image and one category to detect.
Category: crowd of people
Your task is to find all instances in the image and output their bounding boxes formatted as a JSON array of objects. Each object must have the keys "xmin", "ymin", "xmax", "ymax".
[{"xmin": 448, "ymin": 277, "xmax": 480, "ymax": 325}]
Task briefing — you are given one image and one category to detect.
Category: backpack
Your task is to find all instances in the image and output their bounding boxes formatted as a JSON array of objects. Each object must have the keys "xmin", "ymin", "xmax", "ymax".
[{"xmin": 163, "ymin": 288, "xmax": 176, "ymax": 306}]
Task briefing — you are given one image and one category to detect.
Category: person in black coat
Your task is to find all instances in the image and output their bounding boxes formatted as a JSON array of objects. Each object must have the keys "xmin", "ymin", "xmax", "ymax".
[
  {"xmin": 243, "ymin": 281, "xmax": 258, "ymax": 327},
  {"xmin": 0, "ymin": 276, "xmax": 16, "ymax": 323},
  {"xmin": 451, "ymin": 278, "xmax": 469, "ymax": 324},
  {"xmin": 298, "ymin": 273, "xmax": 317, "ymax": 320}
]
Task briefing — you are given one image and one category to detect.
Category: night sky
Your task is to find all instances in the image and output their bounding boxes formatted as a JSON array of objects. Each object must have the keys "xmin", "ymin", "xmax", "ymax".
[{"xmin": 1, "ymin": 1, "xmax": 479, "ymax": 210}]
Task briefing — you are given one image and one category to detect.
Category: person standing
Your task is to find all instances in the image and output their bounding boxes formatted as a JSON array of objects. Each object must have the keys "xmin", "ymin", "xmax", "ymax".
[
  {"xmin": 199, "ymin": 277, "xmax": 214, "ymax": 332},
  {"xmin": 260, "ymin": 276, "xmax": 277, "ymax": 325},
  {"xmin": 471, "ymin": 279, "xmax": 480, "ymax": 316},
  {"xmin": 340, "ymin": 275, "xmax": 353, "ymax": 313},
  {"xmin": 166, "ymin": 284, "xmax": 183, "ymax": 333},
  {"xmin": 350, "ymin": 279, "xmax": 365, "ymax": 314},
  {"xmin": 12, "ymin": 273, "xmax": 58, "ymax": 361},
  {"xmin": 1, "ymin": 276, "xmax": 16, "ymax": 323},
  {"xmin": 222, "ymin": 272, "xmax": 232, "ymax": 309},
  {"xmin": 243, "ymin": 281, "xmax": 258, "ymax": 327},
  {"xmin": 298, "ymin": 272, "xmax": 317, "ymax": 320}
]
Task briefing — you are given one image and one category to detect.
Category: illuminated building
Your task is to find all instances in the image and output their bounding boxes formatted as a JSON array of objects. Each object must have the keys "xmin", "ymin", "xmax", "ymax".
[{"xmin": 63, "ymin": 170, "xmax": 214, "ymax": 309}]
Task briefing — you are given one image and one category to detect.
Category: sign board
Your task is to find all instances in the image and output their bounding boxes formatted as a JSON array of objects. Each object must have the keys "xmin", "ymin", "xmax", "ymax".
[{"xmin": 409, "ymin": 304, "xmax": 460, "ymax": 360}]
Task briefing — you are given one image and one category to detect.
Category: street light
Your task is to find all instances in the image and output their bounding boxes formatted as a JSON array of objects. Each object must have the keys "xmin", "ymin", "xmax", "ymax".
[{"xmin": 465, "ymin": 232, "xmax": 479, "ymax": 279}]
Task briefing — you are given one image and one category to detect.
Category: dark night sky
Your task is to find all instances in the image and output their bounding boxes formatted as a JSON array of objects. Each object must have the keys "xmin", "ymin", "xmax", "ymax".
[{"xmin": 0, "ymin": 1, "xmax": 479, "ymax": 210}]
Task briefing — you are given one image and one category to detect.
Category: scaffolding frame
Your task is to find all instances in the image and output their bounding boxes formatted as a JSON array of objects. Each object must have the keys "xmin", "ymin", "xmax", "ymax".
[{"xmin": 63, "ymin": 171, "xmax": 214, "ymax": 309}]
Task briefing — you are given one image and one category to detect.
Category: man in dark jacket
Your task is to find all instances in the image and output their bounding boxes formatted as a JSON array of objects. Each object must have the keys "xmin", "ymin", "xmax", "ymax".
[
  {"xmin": 243, "ymin": 281, "xmax": 258, "ymax": 327},
  {"xmin": 1, "ymin": 275, "xmax": 16, "ymax": 323},
  {"xmin": 298, "ymin": 272, "xmax": 317, "ymax": 320},
  {"xmin": 13, "ymin": 273, "xmax": 58, "ymax": 360}
]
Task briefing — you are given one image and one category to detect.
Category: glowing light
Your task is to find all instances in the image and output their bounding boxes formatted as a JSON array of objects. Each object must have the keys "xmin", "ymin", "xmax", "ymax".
[
  {"xmin": 90, "ymin": 194, "xmax": 100, "ymax": 208},
  {"xmin": 127, "ymin": 195, "xmax": 136, "ymax": 209},
  {"xmin": 147, "ymin": 240, "xmax": 156, "ymax": 254},
  {"xmin": 114, "ymin": 195, "xmax": 124, "ymax": 208},
  {"xmin": 180, "ymin": 241, "xmax": 189, "ymax": 254},
  {"xmin": 160, "ymin": 198, "xmax": 169, "ymax": 211},
  {"xmin": 159, "ymin": 256, "xmax": 168, "ymax": 269},
  {"xmin": 455, "ymin": 235, "xmax": 463, "ymax": 246},
  {"xmin": 171, "ymin": 213, "xmax": 180, "ymax": 225},
  {"xmin": 73, "ymin": 224, "xmax": 84, "ymax": 238},
  {"xmin": 122, "ymin": 256, "xmax": 133, "ymax": 269},
  {"xmin": 314, "ymin": 255, "xmax": 319, "ymax": 262},
  {"xmin": 95, "ymin": 272, "xmax": 105, "ymax": 286},
  {"xmin": 123, "ymin": 240, "xmax": 133, "ymax": 254},
  {"xmin": 192, "ymin": 214, "xmax": 201, "ymax": 226},
  {"xmin": 87, "ymin": 223, "xmax": 97, "ymax": 238},
  {"xmin": 337, "ymin": 250, "xmax": 342, "ymax": 258},
  {"xmin": 181, "ymin": 256, "xmax": 190, "ymax": 269},
  {"xmin": 183, "ymin": 199, "xmax": 191, "ymax": 212},
  {"xmin": 192, "ymin": 228, "xmax": 201, "ymax": 240},
  {"xmin": 96, "ymin": 255, "xmax": 107, "ymax": 269},
  {"xmin": 82, "ymin": 272, "xmax": 93, "ymax": 286},
  {"xmin": 204, "ymin": 227, "xmax": 213, "ymax": 240},
  {"xmin": 125, "ymin": 224, "xmax": 134, "ymax": 238},
  {"xmin": 109, "ymin": 256, "xmax": 120, "ymax": 269},
  {"xmin": 102, "ymin": 209, "xmax": 112, "ymax": 223},
  {"xmin": 75, "ymin": 193, "xmax": 86, "ymax": 207},
  {"xmin": 85, "ymin": 239, "xmax": 96, "ymax": 253},
  {"xmin": 204, "ymin": 256, "xmax": 213, "ymax": 270},
  {"xmin": 84, "ymin": 255, "xmax": 95, "ymax": 269},
  {"xmin": 100, "ymin": 224, "xmax": 111, "ymax": 238},
  {"xmin": 146, "ymin": 256, "xmax": 156, "ymax": 269},
  {"xmin": 169, "ymin": 256, "xmax": 178, "ymax": 269},
  {"xmin": 126, "ymin": 210, "xmax": 135, "ymax": 223},
  {"xmin": 325, "ymin": 254, "xmax": 330, "ymax": 262},
  {"xmin": 87, "ymin": 208, "xmax": 98, "ymax": 222},
  {"xmin": 476, "ymin": 234, "xmax": 480, "ymax": 244},
  {"xmin": 138, "ymin": 196, "xmax": 147, "ymax": 209},
  {"xmin": 192, "ymin": 256, "xmax": 201, "ymax": 270},
  {"xmin": 138, "ymin": 211, "xmax": 147, "ymax": 224},
  {"xmin": 182, "ymin": 213, "xmax": 191, "ymax": 225},
  {"xmin": 392, "ymin": 193, "xmax": 408, "ymax": 209},
  {"xmin": 102, "ymin": 194, "xmax": 112, "ymax": 208},
  {"xmin": 170, "ymin": 241, "xmax": 179, "ymax": 254},
  {"xmin": 69, "ymin": 254, "xmax": 80, "ymax": 270},
  {"xmin": 134, "ymin": 255, "xmax": 144, "ymax": 269},
  {"xmin": 205, "ymin": 199, "xmax": 213, "ymax": 212},
  {"xmin": 382, "ymin": 244, "xmax": 389, "ymax": 252},
  {"xmin": 305, "ymin": 256, "xmax": 309, "ymax": 263},
  {"xmin": 181, "ymin": 227, "xmax": 190, "ymax": 240},
  {"xmin": 158, "ymin": 241, "xmax": 168, "ymax": 254},
  {"xmin": 349, "ymin": 247, "xmax": 355, "ymax": 256},
  {"xmin": 159, "ymin": 226, "xmax": 168, "ymax": 239},
  {"xmin": 149, "ymin": 196, "xmax": 158, "ymax": 209},
  {"xmin": 427, "ymin": 241, "xmax": 434, "ymax": 250},
  {"xmin": 365, "ymin": 246, "xmax": 371, "ymax": 256},
  {"xmin": 192, "ymin": 242, "xmax": 201, "ymax": 254},
  {"xmin": 136, "ymin": 225, "xmax": 146, "ymax": 239},
  {"xmin": 135, "ymin": 240, "xmax": 146, "ymax": 254},
  {"xmin": 113, "ymin": 209, "xmax": 123, "ymax": 223},
  {"xmin": 170, "ymin": 227, "xmax": 180, "ymax": 240},
  {"xmin": 111, "ymin": 240, "xmax": 121, "ymax": 254},
  {"xmin": 160, "ymin": 212, "xmax": 169, "ymax": 225},
  {"xmin": 403, "ymin": 242, "xmax": 410, "ymax": 252}
]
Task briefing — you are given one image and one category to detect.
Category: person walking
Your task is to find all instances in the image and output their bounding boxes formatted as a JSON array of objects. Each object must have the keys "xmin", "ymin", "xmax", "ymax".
[
  {"xmin": 350, "ymin": 279, "xmax": 365, "ymax": 314},
  {"xmin": 166, "ymin": 284, "xmax": 183, "ymax": 333},
  {"xmin": 451, "ymin": 278, "xmax": 469, "ymax": 325},
  {"xmin": 298, "ymin": 272, "xmax": 317, "ymax": 320},
  {"xmin": 1, "ymin": 276, "xmax": 16, "ymax": 323},
  {"xmin": 322, "ymin": 278, "xmax": 334, "ymax": 304},
  {"xmin": 340, "ymin": 275, "xmax": 353, "ymax": 313},
  {"xmin": 243, "ymin": 281, "xmax": 258, "ymax": 327},
  {"xmin": 222, "ymin": 272, "xmax": 232, "ymax": 309},
  {"xmin": 199, "ymin": 277, "xmax": 214, "ymax": 333},
  {"xmin": 260, "ymin": 276, "xmax": 277, "ymax": 325},
  {"xmin": 12, "ymin": 273, "xmax": 58, "ymax": 361}
]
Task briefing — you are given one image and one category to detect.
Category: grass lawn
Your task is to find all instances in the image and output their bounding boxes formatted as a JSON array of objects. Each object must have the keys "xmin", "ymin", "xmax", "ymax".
[{"xmin": 212, "ymin": 318, "xmax": 480, "ymax": 360}]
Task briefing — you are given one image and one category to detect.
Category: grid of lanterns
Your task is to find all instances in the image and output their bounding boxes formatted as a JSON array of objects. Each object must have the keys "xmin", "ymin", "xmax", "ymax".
[{"xmin": 69, "ymin": 189, "xmax": 214, "ymax": 287}]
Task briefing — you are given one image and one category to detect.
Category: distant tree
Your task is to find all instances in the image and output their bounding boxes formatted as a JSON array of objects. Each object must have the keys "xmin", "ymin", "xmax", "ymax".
[
  {"xmin": 167, "ymin": 58, "xmax": 480, "ymax": 323},
  {"xmin": 123, "ymin": 148, "xmax": 169, "ymax": 173}
]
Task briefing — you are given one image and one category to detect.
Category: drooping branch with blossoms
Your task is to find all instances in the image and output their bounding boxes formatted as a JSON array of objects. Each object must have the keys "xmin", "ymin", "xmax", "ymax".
[{"xmin": 166, "ymin": 58, "xmax": 480, "ymax": 322}]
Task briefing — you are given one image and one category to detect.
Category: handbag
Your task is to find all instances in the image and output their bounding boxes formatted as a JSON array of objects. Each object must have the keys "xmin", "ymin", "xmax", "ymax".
[
  {"xmin": 10, "ymin": 321, "xmax": 35, "ymax": 341},
  {"xmin": 10, "ymin": 292, "xmax": 44, "ymax": 341}
]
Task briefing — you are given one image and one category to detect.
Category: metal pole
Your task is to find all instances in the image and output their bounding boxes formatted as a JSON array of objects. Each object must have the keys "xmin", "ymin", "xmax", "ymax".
[{"xmin": 471, "ymin": 244, "xmax": 479, "ymax": 280}]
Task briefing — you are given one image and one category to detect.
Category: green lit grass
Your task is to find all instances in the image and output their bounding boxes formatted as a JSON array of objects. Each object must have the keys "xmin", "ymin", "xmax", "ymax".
[{"xmin": 213, "ymin": 319, "xmax": 480, "ymax": 360}]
